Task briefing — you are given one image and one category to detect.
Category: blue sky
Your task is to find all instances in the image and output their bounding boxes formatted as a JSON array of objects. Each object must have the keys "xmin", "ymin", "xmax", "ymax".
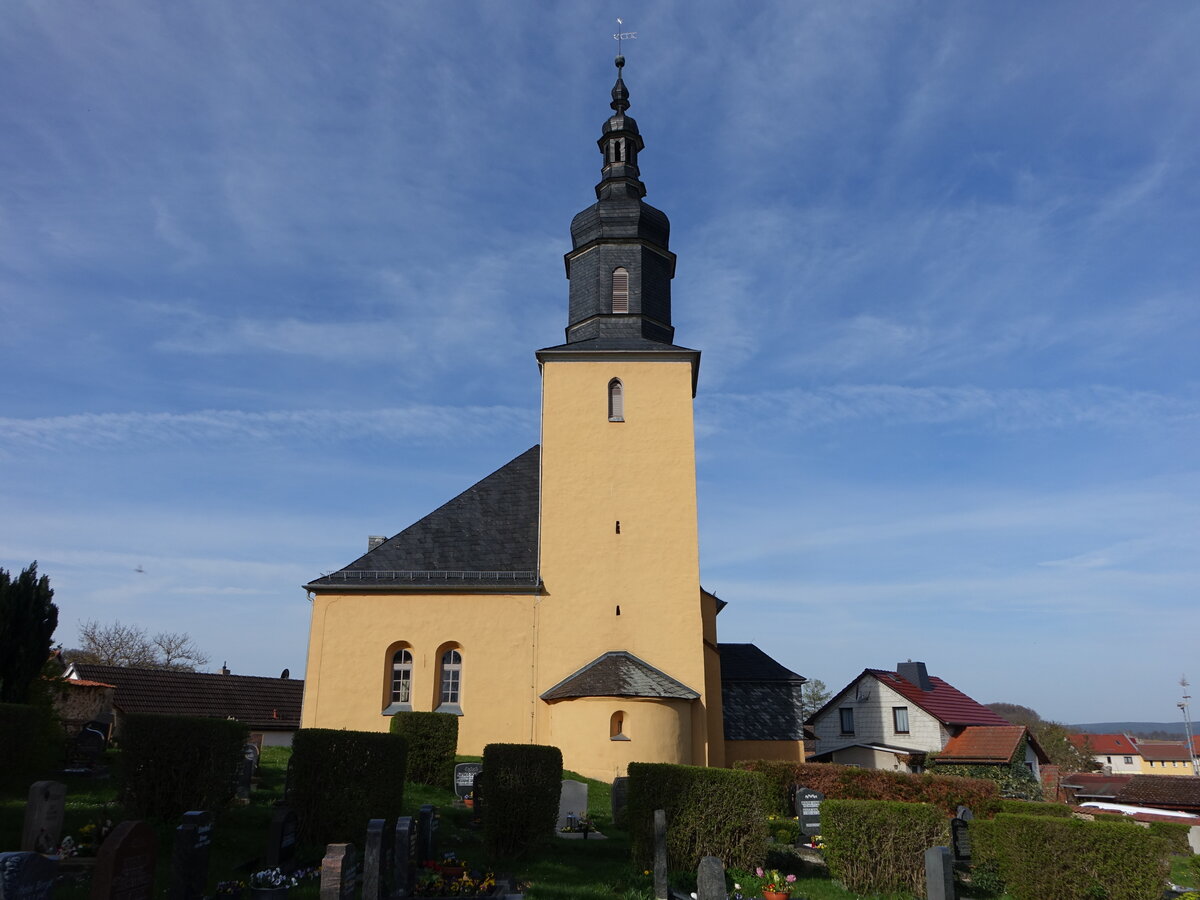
[{"xmin": 2, "ymin": 2, "xmax": 1197, "ymax": 724}]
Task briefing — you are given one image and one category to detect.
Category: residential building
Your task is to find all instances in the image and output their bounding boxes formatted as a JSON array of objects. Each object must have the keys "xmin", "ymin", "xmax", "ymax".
[
  {"xmin": 1068, "ymin": 733, "xmax": 1143, "ymax": 774},
  {"xmin": 1137, "ymin": 741, "xmax": 1198, "ymax": 776}
]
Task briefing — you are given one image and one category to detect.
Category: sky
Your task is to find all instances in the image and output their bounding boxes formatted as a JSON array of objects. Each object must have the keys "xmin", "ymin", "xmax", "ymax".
[{"xmin": 2, "ymin": 2, "xmax": 1198, "ymax": 725}]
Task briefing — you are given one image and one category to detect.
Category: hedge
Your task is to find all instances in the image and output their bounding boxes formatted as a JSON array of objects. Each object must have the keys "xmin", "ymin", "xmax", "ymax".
[
  {"xmin": 971, "ymin": 812, "xmax": 1171, "ymax": 900},
  {"xmin": 822, "ymin": 799, "xmax": 949, "ymax": 897},
  {"xmin": 120, "ymin": 713, "xmax": 248, "ymax": 819},
  {"xmin": 1148, "ymin": 820, "xmax": 1192, "ymax": 856},
  {"xmin": 0, "ymin": 703, "xmax": 47, "ymax": 787},
  {"xmin": 628, "ymin": 762, "xmax": 770, "ymax": 872},
  {"xmin": 389, "ymin": 712, "xmax": 458, "ymax": 789},
  {"xmin": 480, "ymin": 743, "xmax": 562, "ymax": 858},
  {"xmin": 289, "ymin": 728, "xmax": 408, "ymax": 846},
  {"xmin": 997, "ymin": 798, "xmax": 1072, "ymax": 817},
  {"xmin": 733, "ymin": 759, "xmax": 1000, "ymax": 817}
]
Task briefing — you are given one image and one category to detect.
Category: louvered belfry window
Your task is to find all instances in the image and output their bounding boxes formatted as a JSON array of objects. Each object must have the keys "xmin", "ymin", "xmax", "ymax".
[
  {"xmin": 611, "ymin": 267, "xmax": 629, "ymax": 313},
  {"xmin": 609, "ymin": 379, "xmax": 624, "ymax": 422}
]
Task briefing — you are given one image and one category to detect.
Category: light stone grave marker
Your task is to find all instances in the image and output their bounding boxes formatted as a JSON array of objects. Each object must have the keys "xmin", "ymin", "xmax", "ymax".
[
  {"xmin": 21, "ymin": 782, "xmax": 66, "ymax": 854},
  {"xmin": 320, "ymin": 844, "xmax": 356, "ymax": 900}
]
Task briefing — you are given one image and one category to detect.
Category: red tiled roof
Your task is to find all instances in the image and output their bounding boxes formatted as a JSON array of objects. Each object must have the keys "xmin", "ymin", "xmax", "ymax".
[
  {"xmin": 1137, "ymin": 741, "xmax": 1193, "ymax": 762},
  {"xmin": 1069, "ymin": 733, "xmax": 1139, "ymax": 755},
  {"xmin": 1117, "ymin": 775, "xmax": 1200, "ymax": 811},
  {"xmin": 65, "ymin": 678, "xmax": 117, "ymax": 689},
  {"xmin": 938, "ymin": 725, "xmax": 1028, "ymax": 764},
  {"xmin": 866, "ymin": 669, "xmax": 1012, "ymax": 727}
]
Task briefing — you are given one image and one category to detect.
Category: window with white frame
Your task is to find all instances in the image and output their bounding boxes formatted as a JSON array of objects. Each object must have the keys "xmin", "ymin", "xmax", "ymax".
[
  {"xmin": 839, "ymin": 708, "xmax": 855, "ymax": 734},
  {"xmin": 391, "ymin": 649, "xmax": 413, "ymax": 705},
  {"xmin": 893, "ymin": 707, "xmax": 909, "ymax": 734},
  {"xmin": 440, "ymin": 649, "xmax": 462, "ymax": 706}
]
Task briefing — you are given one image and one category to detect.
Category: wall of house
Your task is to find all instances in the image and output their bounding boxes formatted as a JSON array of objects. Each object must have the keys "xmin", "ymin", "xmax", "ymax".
[
  {"xmin": 51, "ymin": 683, "xmax": 114, "ymax": 735},
  {"xmin": 1092, "ymin": 752, "xmax": 1142, "ymax": 775},
  {"xmin": 544, "ymin": 696, "xmax": 692, "ymax": 781},
  {"xmin": 1140, "ymin": 758, "xmax": 1197, "ymax": 776},
  {"xmin": 254, "ymin": 729, "xmax": 296, "ymax": 748},
  {"xmin": 830, "ymin": 745, "xmax": 908, "ymax": 770},
  {"xmin": 810, "ymin": 675, "xmax": 949, "ymax": 761},
  {"xmin": 724, "ymin": 740, "xmax": 807, "ymax": 765}
]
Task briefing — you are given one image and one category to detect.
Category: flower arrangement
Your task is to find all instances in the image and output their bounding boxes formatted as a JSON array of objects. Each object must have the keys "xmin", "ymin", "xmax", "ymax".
[
  {"xmin": 413, "ymin": 867, "xmax": 496, "ymax": 897},
  {"xmin": 757, "ymin": 867, "xmax": 797, "ymax": 894},
  {"xmin": 246, "ymin": 867, "xmax": 319, "ymax": 891},
  {"xmin": 559, "ymin": 812, "xmax": 592, "ymax": 833}
]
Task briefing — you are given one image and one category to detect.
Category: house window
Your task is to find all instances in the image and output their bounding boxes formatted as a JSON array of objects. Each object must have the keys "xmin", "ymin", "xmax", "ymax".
[
  {"xmin": 893, "ymin": 707, "xmax": 909, "ymax": 734},
  {"xmin": 439, "ymin": 649, "xmax": 462, "ymax": 708},
  {"xmin": 610, "ymin": 710, "xmax": 630, "ymax": 741},
  {"xmin": 391, "ymin": 649, "xmax": 413, "ymax": 704},
  {"xmin": 611, "ymin": 268, "xmax": 629, "ymax": 313},
  {"xmin": 1106, "ymin": 756, "xmax": 1112, "ymax": 764},
  {"xmin": 1124, "ymin": 756, "xmax": 1133, "ymax": 764},
  {"xmin": 839, "ymin": 708, "xmax": 855, "ymax": 734},
  {"xmin": 608, "ymin": 379, "xmax": 624, "ymax": 422}
]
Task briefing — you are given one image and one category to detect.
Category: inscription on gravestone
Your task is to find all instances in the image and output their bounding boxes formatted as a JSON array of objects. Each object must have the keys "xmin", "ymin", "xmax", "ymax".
[
  {"xmin": 390, "ymin": 816, "xmax": 415, "ymax": 899},
  {"xmin": 168, "ymin": 811, "xmax": 212, "ymax": 900},
  {"xmin": 320, "ymin": 844, "xmax": 357, "ymax": 900},
  {"xmin": 453, "ymin": 763, "xmax": 482, "ymax": 800},
  {"xmin": 950, "ymin": 818, "xmax": 972, "ymax": 865},
  {"xmin": 21, "ymin": 782, "xmax": 66, "ymax": 854},
  {"xmin": 265, "ymin": 807, "xmax": 298, "ymax": 871},
  {"xmin": 0, "ymin": 852, "xmax": 58, "ymax": 900},
  {"xmin": 793, "ymin": 786, "xmax": 824, "ymax": 836},
  {"xmin": 90, "ymin": 820, "xmax": 157, "ymax": 900}
]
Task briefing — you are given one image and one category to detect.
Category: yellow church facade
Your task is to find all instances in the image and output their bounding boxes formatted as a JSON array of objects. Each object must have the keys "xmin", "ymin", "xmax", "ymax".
[{"xmin": 300, "ymin": 60, "xmax": 803, "ymax": 781}]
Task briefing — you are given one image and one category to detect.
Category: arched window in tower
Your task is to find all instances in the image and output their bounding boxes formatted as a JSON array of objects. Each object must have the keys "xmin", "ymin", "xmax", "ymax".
[
  {"xmin": 611, "ymin": 267, "xmax": 629, "ymax": 314},
  {"xmin": 608, "ymin": 379, "xmax": 624, "ymax": 422},
  {"xmin": 439, "ymin": 648, "xmax": 462, "ymax": 707}
]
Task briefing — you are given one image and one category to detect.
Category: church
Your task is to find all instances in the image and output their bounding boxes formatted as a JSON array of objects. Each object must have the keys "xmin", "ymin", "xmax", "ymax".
[{"xmin": 300, "ymin": 58, "xmax": 807, "ymax": 781}]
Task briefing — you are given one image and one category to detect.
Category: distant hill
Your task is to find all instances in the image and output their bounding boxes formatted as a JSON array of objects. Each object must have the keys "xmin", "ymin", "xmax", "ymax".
[{"xmin": 1072, "ymin": 722, "xmax": 1189, "ymax": 739}]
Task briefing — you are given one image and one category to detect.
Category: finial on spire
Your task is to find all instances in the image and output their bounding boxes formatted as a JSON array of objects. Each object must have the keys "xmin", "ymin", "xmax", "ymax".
[
  {"xmin": 610, "ymin": 19, "xmax": 635, "ymax": 115},
  {"xmin": 613, "ymin": 17, "xmax": 636, "ymax": 62}
]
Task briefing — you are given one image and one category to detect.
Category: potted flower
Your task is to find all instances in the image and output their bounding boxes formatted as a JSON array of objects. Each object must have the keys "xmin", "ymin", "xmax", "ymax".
[
  {"xmin": 754, "ymin": 867, "xmax": 797, "ymax": 900},
  {"xmin": 247, "ymin": 868, "xmax": 294, "ymax": 900}
]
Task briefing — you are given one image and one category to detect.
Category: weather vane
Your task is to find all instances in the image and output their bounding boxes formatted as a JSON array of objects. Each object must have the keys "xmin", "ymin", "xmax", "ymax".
[{"xmin": 613, "ymin": 18, "xmax": 637, "ymax": 59}]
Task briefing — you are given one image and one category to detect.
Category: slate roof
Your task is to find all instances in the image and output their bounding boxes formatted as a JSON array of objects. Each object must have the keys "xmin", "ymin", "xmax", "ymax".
[
  {"xmin": 540, "ymin": 651, "xmax": 700, "ymax": 701},
  {"xmin": 307, "ymin": 446, "xmax": 540, "ymax": 591},
  {"xmin": 69, "ymin": 664, "xmax": 303, "ymax": 731},
  {"xmin": 718, "ymin": 644, "xmax": 806, "ymax": 683},
  {"xmin": 537, "ymin": 336, "xmax": 699, "ymax": 354},
  {"xmin": 1116, "ymin": 775, "xmax": 1200, "ymax": 811},
  {"xmin": 937, "ymin": 725, "xmax": 1048, "ymax": 764},
  {"xmin": 1137, "ymin": 741, "xmax": 1193, "ymax": 762},
  {"xmin": 1069, "ymin": 733, "xmax": 1140, "ymax": 755},
  {"xmin": 857, "ymin": 669, "xmax": 1012, "ymax": 727}
]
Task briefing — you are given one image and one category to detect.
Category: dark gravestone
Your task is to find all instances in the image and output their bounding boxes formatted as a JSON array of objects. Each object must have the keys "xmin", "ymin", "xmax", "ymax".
[
  {"xmin": 264, "ymin": 807, "xmax": 299, "ymax": 871},
  {"xmin": 652, "ymin": 809, "xmax": 667, "ymax": 900},
  {"xmin": 320, "ymin": 844, "xmax": 356, "ymax": 900},
  {"xmin": 390, "ymin": 817, "xmax": 415, "ymax": 899},
  {"xmin": 362, "ymin": 819, "xmax": 387, "ymax": 900},
  {"xmin": 924, "ymin": 846, "xmax": 956, "ymax": 900},
  {"xmin": 168, "ymin": 811, "xmax": 212, "ymax": 900},
  {"xmin": 90, "ymin": 821, "xmax": 157, "ymax": 900},
  {"xmin": 68, "ymin": 728, "xmax": 107, "ymax": 772},
  {"xmin": 416, "ymin": 806, "xmax": 438, "ymax": 863},
  {"xmin": 610, "ymin": 777, "xmax": 629, "ymax": 829},
  {"xmin": 696, "ymin": 856, "xmax": 725, "ymax": 900},
  {"xmin": 793, "ymin": 786, "xmax": 825, "ymax": 837},
  {"xmin": 21, "ymin": 782, "xmax": 66, "ymax": 854},
  {"xmin": 0, "ymin": 852, "xmax": 58, "ymax": 900},
  {"xmin": 950, "ymin": 818, "xmax": 972, "ymax": 866},
  {"xmin": 955, "ymin": 805, "xmax": 974, "ymax": 822},
  {"xmin": 453, "ymin": 764, "xmax": 482, "ymax": 800}
]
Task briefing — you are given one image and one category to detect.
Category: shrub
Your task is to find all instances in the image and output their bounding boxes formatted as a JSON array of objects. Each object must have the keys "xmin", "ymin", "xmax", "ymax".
[
  {"xmin": 628, "ymin": 762, "xmax": 770, "ymax": 872},
  {"xmin": 389, "ymin": 712, "xmax": 458, "ymax": 788},
  {"xmin": 971, "ymin": 812, "xmax": 1171, "ymax": 900},
  {"xmin": 289, "ymin": 728, "xmax": 408, "ymax": 846},
  {"xmin": 822, "ymin": 799, "xmax": 949, "ymax": 896},
  {"xmin": 120, "ymin": 713, "xmax": 248, "ymax": 819},
  {"xmin": 0, "ymin": 703, "xmax": 44, "ymax": 786},
  {"xmin": 480, "ymin": 743, "xmax": 562, "ymax": 858},
  {"xmin": 733, "ymin": 759, "xmax": 1000, "ymax": 817},
  {"xmin": 997, "ymin": 798, "xmax": 1071, "ymax": 817},
  {"xmin": 1148, "ymin": 820, "xmax": 1191, "ymax": 856}
]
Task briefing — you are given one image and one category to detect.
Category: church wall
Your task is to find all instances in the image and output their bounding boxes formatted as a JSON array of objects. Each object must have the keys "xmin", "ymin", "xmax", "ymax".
[
  {"xmin": 543, "ymin": 696, "xmax": 692, "ymax": 782},
  {"xmin": 301, "ymin": 591, "xmax": 536, "ymax": 755},
  {"xmin": 724, "ymin": 740, "xmax": 807, "ymax": 765},
  {"xmin": 700, "ymin": 592, "xmax": 726, "ymax": 767}
]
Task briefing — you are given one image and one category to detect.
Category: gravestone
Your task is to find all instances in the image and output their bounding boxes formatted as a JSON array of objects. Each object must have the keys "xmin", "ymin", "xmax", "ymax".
[
  {"xmin": 235, "ymin": 758, "xmax": 254, "ymax": 802},
  {"xmin": 168, "ymin": 811, "xmax": 212, "ymax": 900},
  {"xmin": 556, "ymin": 780, "xmax": 588, "ymax": 831},
  {"xmin": 362, "ymin": 819, "xmax": 388, "ymax": 900},
  {"xmin": 955, "ymin": 805, "xmax": 974, "ymax": 822},
  {"xmin": 21, "ymin": 782, "xmax": 66, "ymax": 854},
  {"xmin": 320, "ymin": 844, "xmax": 357, "ymax": 900},
  {"xmin": 793, "ymin": 786, "xmax": 824, "ymax": 837},
  {"xmin": 90, "ymin": 821, "xmax": 157, "ymax": 900},
  {"xmin": 67, "ymin": 728, "xmax": 107, "ymax": 772},
  {"xmin": 470, "ymin": 773, "xmax": 483, "ymax": 818},
  {"xmin": 610, "ymin": 777, "xmax": 629, "ymax": 829},
  {"xmin": 0, "ymin": 852, "xmax": 58, "ymax": 900},
  {"xmin": 453, "ymin": 763, "xmax": 482, "ymax": 800},
  {"xmin": 652, "ymin": 809, "xmax": 667, "ymax": 900},
  {"xmin": 416, "ymin": 806, "xmax": 438, "ymax": 862},
  {"xmin": 243, "ymin": 743, "xmax": 260, "ymax": 773},
  {"xmin": 390, "ymin": 817, "xmax": 415, "ymax": 899},
  {"xmin": 924, "ymin": 846, "xmax": 955, "ymax": 900},
  {"xmin": 264, "ymin": 807, "xmax": 299, "ymax": 871},
  {"xmin": 950, "ymin": 818, "xmax": 971, "ymax": 866},
  {"xmin": 696, "ymin": 856, "xmax": 725, "ymax": 900}
]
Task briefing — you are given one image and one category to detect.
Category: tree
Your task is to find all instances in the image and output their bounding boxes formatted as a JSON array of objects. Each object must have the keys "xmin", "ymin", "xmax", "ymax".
[
  {"xmin": 0, "ymin": 561, "xmax": 59, "ymax": 702},
  {"xmin": 70, "ymin": 619, "xmax": 209, "ymax": 671},
  {"xmin": 987, "ymin": 701, "xmax": 1099, "ymax": 773},
  {"xmin": 800, "ymin": 678, "xmax": 832, "ymax": 721}
]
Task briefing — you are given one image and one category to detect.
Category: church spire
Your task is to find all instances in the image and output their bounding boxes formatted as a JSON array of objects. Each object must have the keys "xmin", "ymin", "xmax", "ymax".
[{"xmin": 560, "ymin": 57, "xmax": 678, "ymax": 347}]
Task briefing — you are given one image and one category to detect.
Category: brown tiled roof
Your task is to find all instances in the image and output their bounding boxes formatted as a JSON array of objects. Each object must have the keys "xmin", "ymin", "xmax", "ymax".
[
  {"xmin": 70, "ymin": 664, "xmax": 302, "ymax": 731},
  {"xmin": 540, "ymin": 652, "xmax": 699, "ymax": 701},
  {"xmin": 1116, "ymin": 775, "xmax": 1200, "ymax": 811},
  {"xmin": 1136, "ymin": 741, "xmax": 1193, "ymax": 762},
  {"xmin": 64, "ymin": 678, "xmax": 117, "ymax": 689},
  {"xmin": 1069, "ymin": 733, "xmax": 1139, "ymax": 755},
  {"xmin": 937, "ymin": 725, "xmax": 1028, "ymax": 764}
]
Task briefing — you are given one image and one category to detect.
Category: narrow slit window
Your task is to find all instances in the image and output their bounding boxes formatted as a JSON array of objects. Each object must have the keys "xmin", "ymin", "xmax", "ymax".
[
  {"xmin": 610, "ymin": 710, "xmax": 629, "ymax": 740},
  {"xmin": 608, "ymin": 379, "xmax": 624, "ymax": 422},
  {"xmin": 611, "ymin": 267, "xmax": 629, "ymax": 313}
]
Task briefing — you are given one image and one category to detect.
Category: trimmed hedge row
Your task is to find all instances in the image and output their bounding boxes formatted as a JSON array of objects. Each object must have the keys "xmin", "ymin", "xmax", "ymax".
[
  {"xmin": 971, "ymin": 812, "xmax": 1171, "ymax": 900},
  {"xmin": 290, "ymin": 728, "xmax": 408, "ymax": 846},
  {"xmin": 1148, "ymin": 820, "xmax": 1192, "ymax": 856},
  {"xmin": 628, "ymin": 762, "xmax": 770, "ymax": 871},
  {"xmin": 997, "ymin": 798, "xmax": 1072, "ymax": 817},
  {"xmin": 733, "ymin": 759, "xmax": 1000, "ymax": 817},
  {"xmin": 481, "ymin": 743, "xmax": 562, "ymax": 858},
  {"xmin": 822, "ymin": 799, "xmax": 950, "ymax": 897},
  {"xmin": 389, "ymin": 712, "xmax": 458, "ymax": 789},
  {"xmin": 120, "ymin": 713, "xmax": 248, "ymax": 819},
  {"xmin": 0, "ymin": 703, "xmax": 46, "ymax": 787}
]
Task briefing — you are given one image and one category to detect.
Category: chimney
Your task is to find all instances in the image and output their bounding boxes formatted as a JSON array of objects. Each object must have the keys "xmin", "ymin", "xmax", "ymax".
[
  {"xmin": 221, "ymin": 662, "xmax": 230, "ymax": 676},
  {"xmin": 897, "ymin": 660, "xmax": 932, "ymax": 691},
  {"xmin": 368, "ymin": 535, "xmax": 387, "ymax": 551}
]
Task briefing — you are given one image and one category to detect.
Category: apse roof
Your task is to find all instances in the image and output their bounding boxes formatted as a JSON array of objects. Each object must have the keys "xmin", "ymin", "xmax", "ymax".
[{"xmin": 540, "ymin": 651, "xmax": 699, "ymax": 701}]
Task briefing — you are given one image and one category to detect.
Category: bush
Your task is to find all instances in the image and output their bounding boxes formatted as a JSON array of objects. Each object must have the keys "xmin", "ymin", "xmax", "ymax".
[
  {"xmin": 389, "ymin": 712, "xmax": 458, "ymax": 789},
  {"xmin": 767, "ymin": 814, "xmax": 800, "ymax": 845},
  {"xmin": 289, "ymin": 728, "xmax": 408, "ymax": 846},
  {"xmin": 822, "ymin": 799, "xmax": 949, "ymax": 896},
  {"xmin": 733, "ymin": 759, "xmax": 1000, "ymax": 817},
  {"xmin": 1148, "ymin": 820, "xmax": 1191, "ymax": 856},
  {"xmin": 971, "ymin": 812, "xmax": 1171, "ymax": 900},
  {"xmin": 120, "ymin": 713, "xmax": 248, "ymax": 819},
  {"xmin": 628, "ymin": 762, "xmax": 770, "ymax": 872},
  {"xmin": 480, "ymin": 743, "xmax": 562, "ymax": 858},
  {"xmin": 0, "ymin": 703, "xmax": 44, "ymax": 786},
  {"xmin": 997, "ymin": 798, "xmax": 1071, "ymax": 817}
]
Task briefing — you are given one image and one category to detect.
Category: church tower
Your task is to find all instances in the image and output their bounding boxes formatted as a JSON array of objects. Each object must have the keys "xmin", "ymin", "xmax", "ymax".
[{"xmin": 534, "ymin": 57, "xmax": 724, "ymax": 775}]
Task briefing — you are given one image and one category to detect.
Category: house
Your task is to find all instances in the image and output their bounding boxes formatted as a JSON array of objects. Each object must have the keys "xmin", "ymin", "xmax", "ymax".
[
  {"xmin": 1137, "ymin": 741, "xmax": 1198, "ymax": 776},
  {"xmin": 66, "ymin": 663, "xmax": 303, "ymax": 747},
  {"xmin": 299, "ymin": 60, "xmax": 806, "ymax": 781},
  {"xmin": 805, "ymin": 661, "xmax": 1017, "ymax": 772},
  {"xmin": 1067, "ymin": 733, "xmax": 1142, "ymax": 774},
  {"xmin": 936, "ymin": 724, "xmax": 1048, "ymax": 780}
]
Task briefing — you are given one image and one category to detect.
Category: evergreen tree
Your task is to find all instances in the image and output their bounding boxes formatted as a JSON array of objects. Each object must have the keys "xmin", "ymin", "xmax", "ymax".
[{"xmin": 0, "ymin": 561, "xmax": 59, "ymax": 702}]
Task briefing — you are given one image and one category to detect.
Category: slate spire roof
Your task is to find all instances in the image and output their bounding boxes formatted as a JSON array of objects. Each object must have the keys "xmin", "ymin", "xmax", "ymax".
[{"xmin": 306, "ymin": 446, "xmax": 540, "ymax": 591}]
